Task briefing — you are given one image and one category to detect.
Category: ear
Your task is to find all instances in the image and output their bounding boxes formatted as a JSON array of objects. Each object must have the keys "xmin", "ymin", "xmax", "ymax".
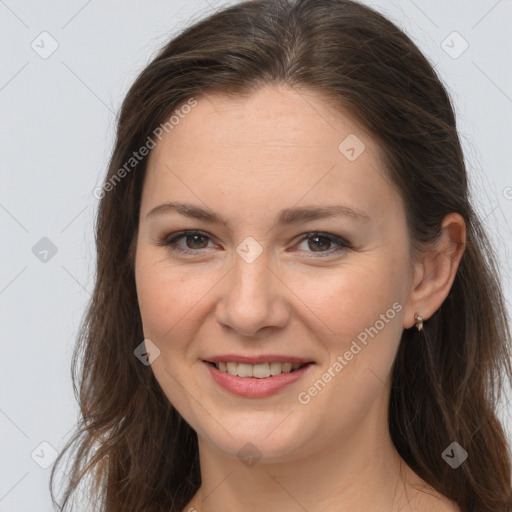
[{"xmin": 403, "ymin": 213, "xmax": 466, "ymax": 330}]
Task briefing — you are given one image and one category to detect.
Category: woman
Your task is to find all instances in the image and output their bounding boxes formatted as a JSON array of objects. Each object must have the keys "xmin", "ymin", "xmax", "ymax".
[{"xmin": 51, "ymin": 1, "xmax": 512, "ymax": 511}]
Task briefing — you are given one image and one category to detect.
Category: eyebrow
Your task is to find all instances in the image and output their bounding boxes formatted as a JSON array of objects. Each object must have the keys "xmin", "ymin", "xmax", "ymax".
[{"xmin": 145, "ymin": 201, "xmax": 370, "ymax": 225}]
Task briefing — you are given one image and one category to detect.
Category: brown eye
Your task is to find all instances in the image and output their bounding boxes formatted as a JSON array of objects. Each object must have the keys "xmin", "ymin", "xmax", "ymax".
[
  {"xmin": 307, "ymin": 236, "xmax": 332, "ymax": 252},
  {"xmin": 184, "ymin": 234, "xmax": 209, "ymax": 249},
  {"xmin": 158, "ymin": 230, "xmax": 216, "ymax": 254},
  {"xmin": 295, "ymin": 232, "xmax": 350, "ymax": 257}
]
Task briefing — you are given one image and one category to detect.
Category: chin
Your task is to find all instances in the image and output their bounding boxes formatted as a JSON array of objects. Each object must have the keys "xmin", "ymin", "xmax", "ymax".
[{"xmin": 194, "ymin": 410, "xmax": 315, "ymax": 463}]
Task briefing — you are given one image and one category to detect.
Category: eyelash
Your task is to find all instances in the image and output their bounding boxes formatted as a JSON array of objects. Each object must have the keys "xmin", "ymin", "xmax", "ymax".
[{"xmin": 157, "ymin": 230, "xmax": 351, "ymax": 258}]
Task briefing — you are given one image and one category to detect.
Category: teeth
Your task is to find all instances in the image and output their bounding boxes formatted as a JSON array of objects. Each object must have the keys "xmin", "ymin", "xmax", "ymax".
[
  {"xmin": 282, "ymin": 362, "xmax": 292, "ymax": 373},
  {"xmin": 237, "ymin": 363, "xmax": 253, "ymax": 378},
  {"xmin": 270, "ymin": 362, "xmax": 282, "ymax": 376},
  {"xmin": 214, "ymin": 361, "xmax": 306, "ymax": 378},
  {"xmin": 226, "ymin": 362, "xmax": 238, "ymax": 376},
  {"xmin": 252, "ymin": 363, "xmax": 271, "ymax": 378}
]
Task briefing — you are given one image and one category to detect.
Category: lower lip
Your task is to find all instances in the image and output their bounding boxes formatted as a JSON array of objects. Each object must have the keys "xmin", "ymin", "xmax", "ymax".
[{"xmin": 204, "ymin": 361, "xmax": 314, "ymax": 398}]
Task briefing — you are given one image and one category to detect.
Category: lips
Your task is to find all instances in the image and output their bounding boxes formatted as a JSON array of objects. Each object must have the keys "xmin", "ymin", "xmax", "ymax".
[
  {"xmin": 202, "ymin": 355, "xmax": 315, "ymax": 398},
  {"xmin": 207, "ymin": 361, "xmax": 307, "ymax": 378},
  {"xmin": 205, "ymin": 354, "xmax": 314, "ymax": 365}
]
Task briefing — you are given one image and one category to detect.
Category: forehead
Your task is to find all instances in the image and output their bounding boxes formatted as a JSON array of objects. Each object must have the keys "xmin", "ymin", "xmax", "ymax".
[
  {"xmin": 151, "ymin": 85, "xmax": 372, "ymax": 158},
  {"xmin": 141, "ymin": 85, "xmax": 399, "ymax": 226}
]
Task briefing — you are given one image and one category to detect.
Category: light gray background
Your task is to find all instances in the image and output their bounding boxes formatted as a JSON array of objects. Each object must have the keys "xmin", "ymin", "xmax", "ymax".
[{"xmin": 1, "ymin": 0, "xmax": 511, "ymax": 510}]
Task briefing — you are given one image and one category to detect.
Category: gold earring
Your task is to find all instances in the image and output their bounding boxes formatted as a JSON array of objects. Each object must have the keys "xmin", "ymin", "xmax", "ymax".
[{"xmin": 414, "ymin": 313, "xmax": 423, "ymax": 331}]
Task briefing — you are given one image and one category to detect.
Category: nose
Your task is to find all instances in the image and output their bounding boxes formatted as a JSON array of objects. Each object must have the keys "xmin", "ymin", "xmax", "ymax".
[{"xmin": 214, "ymin": 249, "xmax": 290, "ymax": 337}]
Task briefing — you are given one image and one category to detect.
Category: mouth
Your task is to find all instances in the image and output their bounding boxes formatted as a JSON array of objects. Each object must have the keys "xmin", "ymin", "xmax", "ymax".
[
  {"xmin": 202, "ymin": 357, "xmax": 315, "ymax": 398},
  {"xmin": 205, "ymin": 360, "xmax": 311, "ymax": 378}
]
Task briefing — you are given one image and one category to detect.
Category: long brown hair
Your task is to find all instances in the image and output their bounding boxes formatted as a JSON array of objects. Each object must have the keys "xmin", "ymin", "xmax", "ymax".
[{"xmin": 50, "ymin": 1, "xmax": 512, "ymax": 510}]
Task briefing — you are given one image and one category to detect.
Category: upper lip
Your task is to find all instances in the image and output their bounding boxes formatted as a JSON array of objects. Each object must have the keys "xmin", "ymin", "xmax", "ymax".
[{"xmin": 204, "ymin": 354, "xmax": 315, "ymax": 365}]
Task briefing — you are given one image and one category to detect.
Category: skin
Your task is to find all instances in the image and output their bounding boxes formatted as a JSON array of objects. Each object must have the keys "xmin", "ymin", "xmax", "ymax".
[{"xmin": 134, "ymin": 84, "xmax": 466, "ymax": 512}]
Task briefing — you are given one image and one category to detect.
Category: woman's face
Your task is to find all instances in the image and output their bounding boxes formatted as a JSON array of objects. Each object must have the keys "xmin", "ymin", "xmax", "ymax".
[{"xmin": 135, "ymin": 85, "xmax": 417, "ymax": 461}]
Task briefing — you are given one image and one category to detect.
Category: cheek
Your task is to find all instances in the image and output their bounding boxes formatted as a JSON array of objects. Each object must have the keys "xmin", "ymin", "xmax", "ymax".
[
  {"xmin": 296, "ymin": 262, "xmax": 400, "ymax": 339},
  {"xmin": 293, "ymin": 266, "xmax": 405, "ymax": 421},
  {"xmin": 293, "ymin": 259, "xmax": 406, "ymax": 388},
  {"xmin": 136, "ymin": 272, "xmax": 187, "ymax": 340},
  {"xmin": 135, "ymin": 256, "xmax": 220, "ymax": 344}
]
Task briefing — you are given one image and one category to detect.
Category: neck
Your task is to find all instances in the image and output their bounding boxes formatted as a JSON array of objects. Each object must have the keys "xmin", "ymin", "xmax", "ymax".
[{"xmin": 187, "ymin": 414, "xmax": 436, "ymax": 512}]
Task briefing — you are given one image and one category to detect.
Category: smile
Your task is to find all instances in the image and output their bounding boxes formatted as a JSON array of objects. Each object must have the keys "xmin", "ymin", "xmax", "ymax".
[
  {"xmin": 209, "ymin": 361, "xmax": 308, "ymax": 378},
  {"xmin": 203, "ymin": 359, "xmax": 315, "ymax": 398}
]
